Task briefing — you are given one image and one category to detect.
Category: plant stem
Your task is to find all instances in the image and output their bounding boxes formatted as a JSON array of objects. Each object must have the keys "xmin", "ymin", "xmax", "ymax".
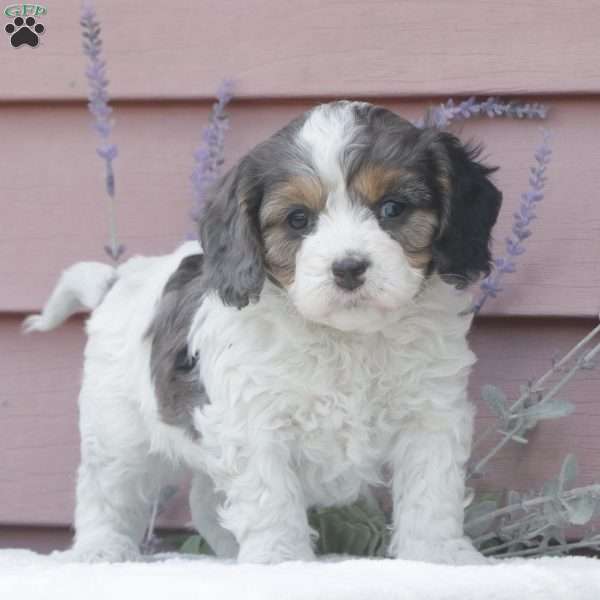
[
  {"xmin": 481, "ymin": 524, "xmax": 552, "ymax": 555},
  {"xmin": 104, "ymin": 157, "xmax": 120, "ymax": 258},
  {"xmin": 466, "ymin": 484, "xmax": 600, "ymax": 531},
  {"xmin": 471, "ymin": 324, "xmax": 600, "ymax": 467},
  {"xmin": 472, "ymin": 512, "xmax": 540, "ymax": 546},
  {"xmin": 497, "ymin": 539, "xmax": 600, "ymax": 559},
  {"xmin": 469, "ymin": 421, "xmax": 524, "ymax": 477},
  {"xmin": 508, "ymin": 323, "xmax": 600, "ymax": 414}
]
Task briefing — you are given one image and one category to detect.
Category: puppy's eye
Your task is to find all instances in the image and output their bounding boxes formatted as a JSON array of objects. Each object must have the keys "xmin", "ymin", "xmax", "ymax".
[
  {"xmin": 287, "ymin": 208, "xmax": 310, "ymax": 230},
  {"xmin": 378, "ymin": 199, "xmax": 406, "ymax": 220}
]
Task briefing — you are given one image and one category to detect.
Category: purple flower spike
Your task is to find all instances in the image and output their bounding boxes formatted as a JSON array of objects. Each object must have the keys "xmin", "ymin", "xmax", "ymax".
[
  {"xmin": 81, "ymin": 0, "xmax": 124, "ymax": 262},
  {"xmin": 416, "ymin": 97, "xmax": 548, "ymax": 129},
  {"xmin": 470, "ymin": 130, "xmax": 552, "ymax": 314},
  {"xmin": 190, "ymin": 79, "xmax": 235, "ymax": 238}
]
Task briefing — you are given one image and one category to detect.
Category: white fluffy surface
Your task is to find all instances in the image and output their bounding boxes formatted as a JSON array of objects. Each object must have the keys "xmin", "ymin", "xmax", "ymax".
[{"xmin": 1, "ymin": 551, "xmax": 599, "ymax": 600}]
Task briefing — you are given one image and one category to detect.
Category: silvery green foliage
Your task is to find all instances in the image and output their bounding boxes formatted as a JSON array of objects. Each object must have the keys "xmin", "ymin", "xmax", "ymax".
[
  {"xmin": 470, "ymin": 322, "xmax": 600, "ymax": 477},
  {"xmin": 465, "ymin": 455, "xmax": 600, "ymax": 558},
  {"xmin": 462, "ymin": 321, "xmax": 600, "ymax": 558},
  {"xmin": 477, "ymin": 382, "xmax": 574, "ymax": 450},
  {"xmin": 308, "ymin": 500, "xmax": 389, "ymax": 557}
]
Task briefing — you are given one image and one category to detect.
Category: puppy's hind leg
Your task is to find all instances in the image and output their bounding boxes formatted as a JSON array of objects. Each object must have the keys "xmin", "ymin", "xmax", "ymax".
[
  {"xmin": 189, "ymin": 471, "xmax": 238, "ymax": 559},
  {"xmin": 62, "ymin": 436, "xmax": 162, "ymax": 563},
  {"xmin": 62, "ymin": 375, "xmax": 167, "ymax": 563}
]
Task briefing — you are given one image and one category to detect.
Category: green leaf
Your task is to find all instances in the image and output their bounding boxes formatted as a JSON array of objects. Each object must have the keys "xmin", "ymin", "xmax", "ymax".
[
  {"xmin": 308, "ymin": 500, "xmax": 388, "ymax": 557},
  {"xmin": 542, "ymin": 479, "xmax": 560, "ymax": 501},
  {"xmin": 464, "ymin": 499, "xmax": 499, "ymax": 538},
  {"xmin": 481, "ymin": 385, "xmax": 508, "ymax": 418},
  {"xmin": 507, "ymin": 490, "xmax": 521, "ymax": 509},
  {"xmin": 565, "ymin": 496, "xmax": 596, "ymax": 526},
  {"xmin": 526, "ymin": 399, "xmax": 575, "ymax": 422},
  {"xmin": 558, "ymin": 454, "xmax": 578, "ymax": 491},
  {"xmin": 179, "ymin": 534, "xmax": 214, "ymax": 555}
]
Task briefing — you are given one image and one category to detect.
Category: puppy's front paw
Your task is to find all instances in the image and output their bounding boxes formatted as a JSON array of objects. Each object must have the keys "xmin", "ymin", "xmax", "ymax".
[
  {"xmin": 237, "ymin": 536, "xmax": 315, "ymax": 564},
  {"xmin": 391, "ymin": 537, "xmax": 488, "ymax": 565}
]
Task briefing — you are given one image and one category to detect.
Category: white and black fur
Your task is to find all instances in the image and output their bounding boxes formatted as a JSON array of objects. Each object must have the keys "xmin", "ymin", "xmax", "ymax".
[{"xmin": 26, "ymin": 101, "xmax": 502, "ymax": 564}]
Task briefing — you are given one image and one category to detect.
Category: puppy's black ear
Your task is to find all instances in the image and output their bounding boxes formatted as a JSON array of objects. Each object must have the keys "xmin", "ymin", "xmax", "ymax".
[
  {"xmin": 198, "ymin": 157, "xmax": 265, "ymax": 308},
  {"xmin": 430, "ymin": 132, "xmax": 502, "ymax": 288}
]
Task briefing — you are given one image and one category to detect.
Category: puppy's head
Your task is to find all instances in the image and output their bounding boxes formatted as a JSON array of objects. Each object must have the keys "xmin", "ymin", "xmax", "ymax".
[{"xmin": 199, "ymin": 101, "xmax": 502, "ymax": 331}]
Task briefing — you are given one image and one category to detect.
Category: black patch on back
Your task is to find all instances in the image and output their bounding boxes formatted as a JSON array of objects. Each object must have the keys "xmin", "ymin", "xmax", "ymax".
[{"xmin": 147, "ymin": 253, "xmax": 208, "ymax": 438}]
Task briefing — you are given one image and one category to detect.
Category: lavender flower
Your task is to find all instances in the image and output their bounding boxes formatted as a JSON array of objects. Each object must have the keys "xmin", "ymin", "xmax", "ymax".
[
  {"xmin": 190, "ymin": 80, "xmax": 235, "ymax": 237},
  {"xmin": 416, "ymin": 96, "xmax": 548, "ymax": 129},
  {"xmin": 470, "ymin": 129, "xmax": 552, "ymax": 314},
  {"xmin": 81, "ymin": 0, "xmax": 124, "ymax": 261}
]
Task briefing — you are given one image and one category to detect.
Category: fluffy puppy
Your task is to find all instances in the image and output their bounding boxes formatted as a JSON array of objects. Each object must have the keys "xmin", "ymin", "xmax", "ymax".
[{"xmin": 26, "ymin": 101, "xmax": 501, "ymax": 564}]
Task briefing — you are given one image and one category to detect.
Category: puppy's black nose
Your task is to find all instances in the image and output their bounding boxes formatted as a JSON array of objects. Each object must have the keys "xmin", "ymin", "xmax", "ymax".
[{"xmin": 331, "ymin": 257, "xmax": 370, "ymax": 291}]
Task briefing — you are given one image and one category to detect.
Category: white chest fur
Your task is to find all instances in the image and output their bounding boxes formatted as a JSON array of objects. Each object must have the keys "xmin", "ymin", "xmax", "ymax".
[{"xmin": 190, "ymin": 279, "xmax": 475, "ymax": 508}]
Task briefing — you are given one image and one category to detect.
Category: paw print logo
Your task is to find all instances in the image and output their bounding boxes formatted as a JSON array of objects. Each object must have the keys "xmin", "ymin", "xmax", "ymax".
[{"xmin": 5, "ymin": 16, "xmax": 45, "ymax": 48}]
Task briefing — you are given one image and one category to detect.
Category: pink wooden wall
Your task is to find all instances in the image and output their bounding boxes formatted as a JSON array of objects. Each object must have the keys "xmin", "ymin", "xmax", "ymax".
[{"xmin": 1, "ymin": 1, "xmax": 600, "ymax": 549}]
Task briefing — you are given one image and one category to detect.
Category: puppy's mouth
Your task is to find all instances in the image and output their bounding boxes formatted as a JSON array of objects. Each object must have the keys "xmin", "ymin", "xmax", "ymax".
[
  {"xmin": 333, "ymin": 286, "xmax": 369, "ymax": 307},
  {"xmin": 327, "ymin": 281, "xmax": 392, "ymax": 314},
  {"xmin": 326, "ymin": 278, "xmax": 414, "ymax": 315}
]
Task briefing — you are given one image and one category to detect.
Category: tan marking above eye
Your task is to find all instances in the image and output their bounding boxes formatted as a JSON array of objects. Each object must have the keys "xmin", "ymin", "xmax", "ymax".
[
  {"xmin": 352, "ymin": 165, "xmax": 408, "ymax": 206},
  {"xmin": 260, "ymin": 176, "xmax": 326, "ymax": 227}
]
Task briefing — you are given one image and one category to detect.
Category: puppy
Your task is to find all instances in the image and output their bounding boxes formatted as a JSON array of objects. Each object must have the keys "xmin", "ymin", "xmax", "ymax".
[{"xmin": 25, "ymin": 101, "xmax": 501, "ymax": 564}]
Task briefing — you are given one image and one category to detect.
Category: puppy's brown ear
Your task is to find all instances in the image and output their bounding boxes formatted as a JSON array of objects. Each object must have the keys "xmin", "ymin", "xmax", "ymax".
[
  {"xmin": 198, "ymin": 157, "xmax": 265, "ymax": 308},
  {"xmin": 430, "ymin": 132, "xmax": 502, "ymax": 288}
]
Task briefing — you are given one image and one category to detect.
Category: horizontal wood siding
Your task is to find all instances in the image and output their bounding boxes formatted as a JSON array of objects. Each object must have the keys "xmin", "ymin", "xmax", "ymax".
[
  {"xmin": 1, "ymin": 1, "xmax": 600, "ymax": 101},
  {"xmin": 1, "ymin": 315, "xmax": 598, "ymax": 527},
  {"xmin": 1, "ymin": 98, "xmax": 599, "ymax": 317},
  {"xmin": 1, "ymin": 0, "xmax": 598, "ymax": 534},
  {"xmin": 0, "ymin": 526, "xmax": 72, "ymax": 553}
]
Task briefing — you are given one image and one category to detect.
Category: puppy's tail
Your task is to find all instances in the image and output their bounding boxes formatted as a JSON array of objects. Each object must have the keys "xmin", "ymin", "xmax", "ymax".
[{"xmin": 23, "ymin": 262, "xmax": 117, "ymax": 333}]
